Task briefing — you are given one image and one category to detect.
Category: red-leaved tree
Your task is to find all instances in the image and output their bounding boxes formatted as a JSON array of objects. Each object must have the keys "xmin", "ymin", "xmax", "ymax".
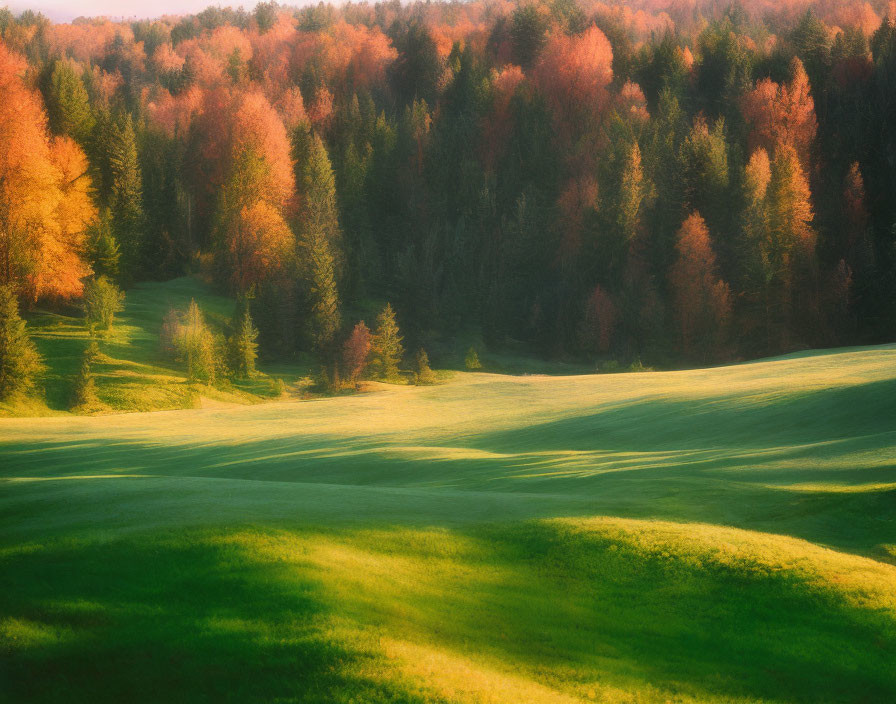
[{"xmin": 342, "ymin": 320, "xmax": 372, "ymax": 384}]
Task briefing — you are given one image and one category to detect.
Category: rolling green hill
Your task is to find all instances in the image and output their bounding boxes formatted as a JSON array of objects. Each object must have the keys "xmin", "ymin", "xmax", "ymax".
[{"xmin": 2, "ymin": 344, "xmax": 895, "ymax": 703}]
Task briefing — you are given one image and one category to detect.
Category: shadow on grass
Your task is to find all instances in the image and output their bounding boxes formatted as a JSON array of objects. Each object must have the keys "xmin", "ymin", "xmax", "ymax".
[
  {"xmin": 478, "ymin": 521, "xmax": 896, "ymax": 702},
  {"xmin": 321, "ymin": 520, "xmax": 896, "ymax": 703},
  {"xmin": 2, "ymin": 420, "xmax": 894, "ymax": 558},
  {"xmin": 0, "ymin": 532, "xmax": 421, "ymax": 704},
  {"xmin": 3, "ymin": 523, "xmax": 895, "ymax": 703},
  {"xmin": 466, "ymin": 377, "xmax": 896, "ymax": 453}
]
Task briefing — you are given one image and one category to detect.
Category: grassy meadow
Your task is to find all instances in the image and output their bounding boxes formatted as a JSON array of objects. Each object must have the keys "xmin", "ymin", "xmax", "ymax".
[
  {"xmin": 0, "ymin": 277, "xmax": 312, "ymax": 418},
  {"xmin": 2, "ymin": 330, "xmax": 896, "ymax": 701}
]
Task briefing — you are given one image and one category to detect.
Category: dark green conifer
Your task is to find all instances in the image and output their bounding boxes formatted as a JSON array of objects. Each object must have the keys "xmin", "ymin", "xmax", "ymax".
[{"xmin": 0, "ymin": 285, "xmax": 42, "ymax": 400}]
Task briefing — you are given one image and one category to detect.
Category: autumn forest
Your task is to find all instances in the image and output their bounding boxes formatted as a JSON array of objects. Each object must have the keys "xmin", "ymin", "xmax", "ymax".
[
  {"xmin": 5, "ymin": 2, "xmax": 896, "ymax": 701},
  {"xmin": 1, "ymin": 0, "xmax": 895, "ymax": 373}
]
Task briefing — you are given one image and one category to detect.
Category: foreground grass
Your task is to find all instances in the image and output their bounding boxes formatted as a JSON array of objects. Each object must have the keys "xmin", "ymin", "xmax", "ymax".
[
  {"xmin": 2, "ymin": 344, "xmax": 895, "ymax": 702},
  {"xmin": 0, "ymin": 277, "xmax": 311, "ymax": 417}
]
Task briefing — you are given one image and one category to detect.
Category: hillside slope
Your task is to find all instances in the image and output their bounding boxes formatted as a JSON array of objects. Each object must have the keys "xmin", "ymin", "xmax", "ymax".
[
  {"xmin": 2, "ymin": 345, "xmax": 895, "ymax": 703},
  {"xmin": 1, "ymin": 277, "xmax": 308, "ymax": 417}
]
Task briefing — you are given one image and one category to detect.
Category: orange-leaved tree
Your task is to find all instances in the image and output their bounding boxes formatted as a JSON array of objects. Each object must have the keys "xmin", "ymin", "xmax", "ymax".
[
  {"xmin": 0, "ymin": 42, "xmax": 94, "ymax": 302},
  {"xmin": 670, "ymin": 212, "xmax": 731, "ymax": 360},
  {"xmin": 741, "ymin": 57, "xmax": 817, "ymax": 169},
  {"xmin": 532, "ymin": 25, "xmax": 613, "ymax": 143},
  {"xmin": 213, "ymin": 90, "xmax": 296, "ymax": 292}
]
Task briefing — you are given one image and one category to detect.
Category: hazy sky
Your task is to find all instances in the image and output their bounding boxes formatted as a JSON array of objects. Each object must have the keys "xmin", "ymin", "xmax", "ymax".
[{"xmin": 7, "ymin": 0, "xmax": 272, "ymax": 22}]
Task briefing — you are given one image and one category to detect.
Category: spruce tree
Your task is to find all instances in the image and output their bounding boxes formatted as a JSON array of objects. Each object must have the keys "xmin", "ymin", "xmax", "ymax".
[
  {"xmin": 297, "ymin": 133, "xmax": 342, "ymax": 352},
  {"xmin": 297, "ymin": 133, "xmax": 343, "ymax": 266},
  {"xmin": 109, "ymin": 113, "xmax": 144, "ymax": 276},
  {"xmin": 370, "ymin": 303, "xmax": 404, "ymax": 380},
  {"xmin": 0, "ymin": 285, "xmax": 42, "ymax": 400},
  {"xmin": 228, "ymin": 296, "xmax": 259, "ymax": 378},
  {"xmin": 303, "ymin": 235, "xmax": 341, "ymax": 353}
]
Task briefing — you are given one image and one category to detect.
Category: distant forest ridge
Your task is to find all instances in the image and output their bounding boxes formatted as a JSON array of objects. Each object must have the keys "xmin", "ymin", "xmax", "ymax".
[{"xmin": 0, "ymin": 0, "xmax": 894, "ymax": 366}]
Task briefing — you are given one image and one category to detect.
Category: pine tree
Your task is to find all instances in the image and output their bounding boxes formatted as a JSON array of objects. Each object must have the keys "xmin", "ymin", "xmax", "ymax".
[
  {"xmin": 109, "ymin": 114, "xmax": 144, "ymax": 276},
  {"xmin": 297, "ymin": 133, "xmax": 343, "ymax": 268},
  {"xmin": 338, "ymin": 139, "xmax": 373, "ymax": 298},
  {"xmin": 0, "ymin": 285, "xmax": 42, "ymax": 400},
  {"xmin": 388, "ymin": 21, "xmax": 443, "ymax": 105},
  {"xmin": 70, "ymin": 341, "xmax": 100, "ymax": 410},
  {"xmin": 370, "ymin": 303, "xmax": 404, "ymax": 380},
  {"xmin": 254, "ymin": 1, "xmax": 277, "ymax": 33},
  {"xmin": 228, "ymin": 296, "xmax": 259, "ymax": 378}
]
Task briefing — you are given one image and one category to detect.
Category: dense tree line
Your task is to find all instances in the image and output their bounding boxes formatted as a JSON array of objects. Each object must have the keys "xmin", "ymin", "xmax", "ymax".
[{"xmin": 0, "ymin": 0, "xmax": 895, "ymax": 370}]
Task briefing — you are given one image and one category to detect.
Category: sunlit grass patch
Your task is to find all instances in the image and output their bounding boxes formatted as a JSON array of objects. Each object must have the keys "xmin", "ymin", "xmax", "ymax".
[
  {"xmin": 6, "ymin": 523, "xmax": 895, "ymax": 703},
  {"xmin": 2, "ymin": 344, "xmax": 896, "ymax": 701}
]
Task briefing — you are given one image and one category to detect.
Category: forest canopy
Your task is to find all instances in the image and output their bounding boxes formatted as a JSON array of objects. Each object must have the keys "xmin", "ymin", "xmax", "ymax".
[{"xmin": 1, "ymin": 0, "xmax": 895, "ymax": 365}]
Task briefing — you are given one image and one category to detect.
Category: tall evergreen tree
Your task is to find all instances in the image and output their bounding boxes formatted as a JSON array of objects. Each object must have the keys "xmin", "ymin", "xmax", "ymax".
[
  {"xmin": 108, "ymin": 114, "xmax": 145, "ymax": 276},
  {"xmin": 616, "ymin": 143, "xmax": 652, "ymax": 247},
  {"xmin": 679, "ymin": 117, "xmax": 730, "ymax": 239},
  {"xmin": 0, "ymin": 285, "xmax": 41, "ymax": 400},
  {"xmin": 301, "ymin": 234, "xmax": 341, "ymax": 353},
  {"xmin": 297, "ymin": 133, "xmax": 342, "ymax": 352},
  {"xmin": 297, "ymin": 133, "xmax": 343, "ymax": 267}
]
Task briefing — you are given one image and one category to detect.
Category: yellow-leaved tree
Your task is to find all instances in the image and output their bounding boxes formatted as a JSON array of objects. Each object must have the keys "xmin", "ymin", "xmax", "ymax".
[{"xmin": 0, "ymin": 41, "xmax": 95, "ymax": 302}]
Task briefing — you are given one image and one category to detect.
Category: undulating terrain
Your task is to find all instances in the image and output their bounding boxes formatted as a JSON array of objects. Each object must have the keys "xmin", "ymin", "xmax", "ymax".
[{"xmin": 2, "ymin": 343, "xmax": 895, "ymax": 703}]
